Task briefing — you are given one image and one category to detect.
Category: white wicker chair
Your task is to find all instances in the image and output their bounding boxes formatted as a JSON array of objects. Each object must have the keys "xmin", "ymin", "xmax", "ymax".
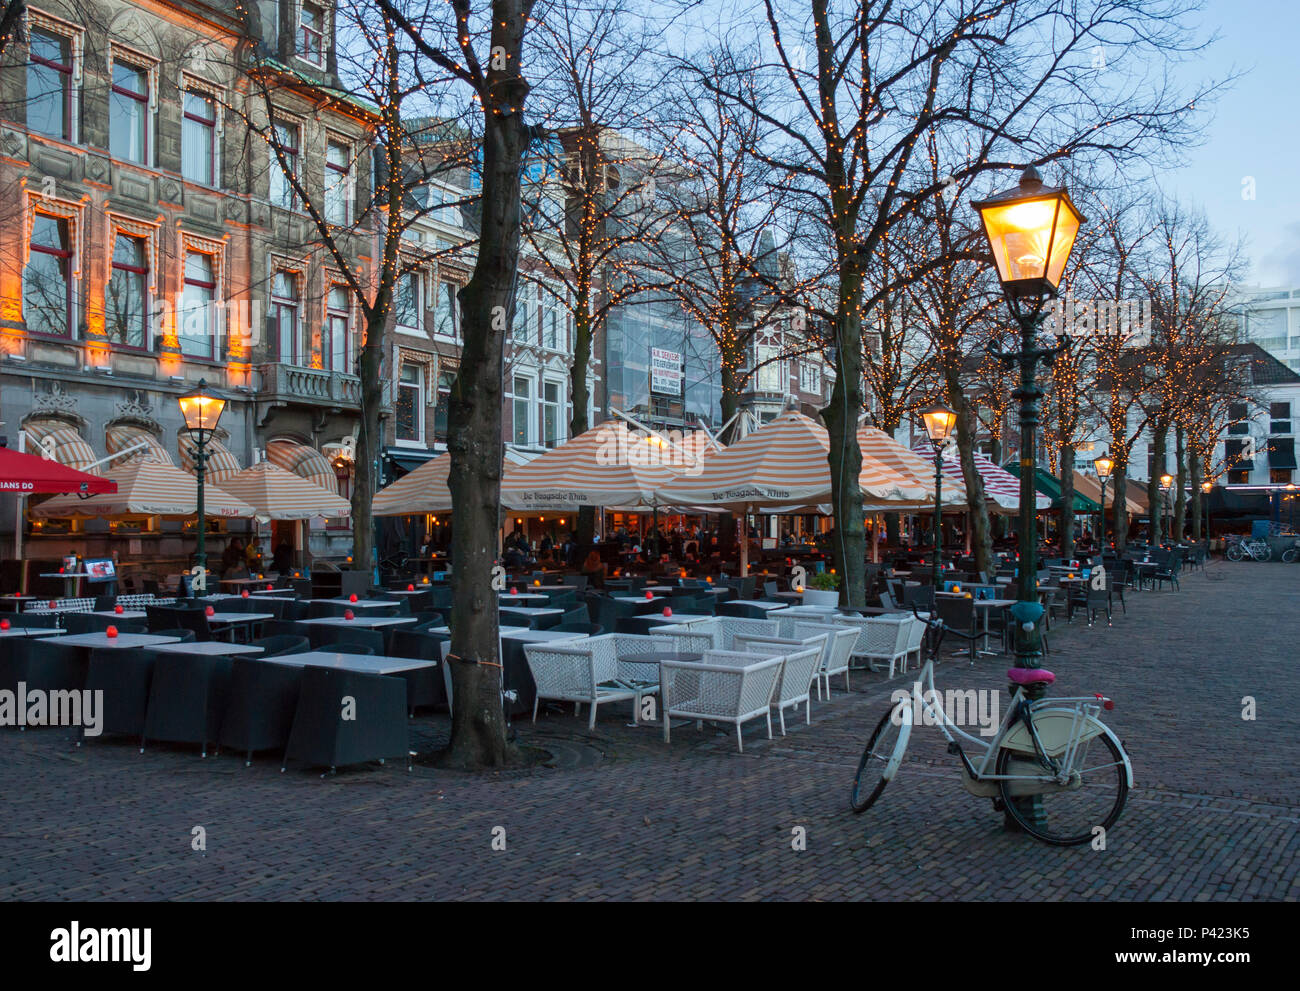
[
  {"xmin": 649, "ymin": 617, "xmax": 778, "ymax": 652},
  {"xmin": 661, "ymin": 650, "xmax": 783, "ymax": 753},
  {"xmin": 523, "ymin": 633, "xmax": 670, "ymax": 728},
  {"xmin": 734, "ymin": 636, "xmax": 826, "ymax": 734},
  {"xmin": 849, "ymin": 616, "xmax": 913, "ymax": 678},
  {"xmin": 903, "ymin": 617, "xmax": 926, "ymax": 670},
  {"xmin": 792, "ymin": 622, "xmax": 859, "ymax": 698}
]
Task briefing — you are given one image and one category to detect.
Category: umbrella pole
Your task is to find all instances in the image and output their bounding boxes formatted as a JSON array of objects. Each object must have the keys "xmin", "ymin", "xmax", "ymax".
[
  {"xmin": 15, "ymin": 494, "xmax": 26, "ymax": 594},
  {"xmin": 739, "ymin": 507, "xmax": 749, "ymax": 577},
  {"xmin": 871, "ymin": 513, "xmax": 879, "ymax": 563}
]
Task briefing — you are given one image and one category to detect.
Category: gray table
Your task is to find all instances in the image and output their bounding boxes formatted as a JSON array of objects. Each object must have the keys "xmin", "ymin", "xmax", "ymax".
[
  {"xmin": 497, "ymin": 607, "xmax": 564, "ymax": 618},
  {"xmin": 261, "ymin": 650, "xmax": 436, "ymax": 676},
  {"xmin": 321, "ymin": 598, "xmax": 396, "ymax": 609},
  {"xmin": 298, "ymin": 616, "xmax": 417, "ymax": 629},
  {"xmin": 498, "ymin": 593, "xmax": 550, "ymax": 606},
  {"xmin": 648, "ymin": 612, "xmax": 714, "ymax": 626},
  {"xmin": 0, "ymin": 626, "xmax": 64, "ymax": 638},
  {"xmin": 153, "ymin": 641, "xmax": 267, "ymax": 656},
  {"xmin": 91, "ymin": 609, "xmax": 147, "ymax": 620},
  {"xmin": 47, "ymin": 632, "xmax": 182, "ymax": 649}
]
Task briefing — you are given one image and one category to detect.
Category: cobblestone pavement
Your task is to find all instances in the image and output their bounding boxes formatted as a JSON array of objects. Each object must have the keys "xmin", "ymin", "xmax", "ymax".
[{"xmin": 2, "ymin": 560, "xmax": 1297, "ymax": 901}]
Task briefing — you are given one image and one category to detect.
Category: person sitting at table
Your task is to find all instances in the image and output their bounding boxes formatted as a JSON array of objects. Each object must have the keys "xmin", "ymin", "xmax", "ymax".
[
  {"xmin": 244, "ymin": 539, "xmax": 263, "ymax": 572},
  {"xmin": 582, "ymin": 550, "xmax": 607, "ymax": 588},
  {"xmin": 271, "ymin": 540, "xmax": 293, "ymax": 574},
  {"xmin": 221, "ymin": 538, "xmax": 247, "ymax": 578}
]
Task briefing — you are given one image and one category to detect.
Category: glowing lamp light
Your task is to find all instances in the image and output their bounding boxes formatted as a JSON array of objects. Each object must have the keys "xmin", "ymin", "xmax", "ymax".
[
  {"xmin": 706, "ymin": 576, "xmax": 712, "ymax": 583},
  {"xmin": 106, "ymin": 626, "xmax": 118, "ymax": 638},
  {"xmin": 422, "ymin": 576, "xmax": 430, "ymax": 584},
  {"xmin": 1160, "ymin": 473, "xmax": 1173, "ymax": 490},
  {"xmin": 953, "ymin": 585, "xmax": 962, "ymax": 594},
  {"xmin": 972, "ymin": 166, "xmax": 1085, "ymax": 298},
  {"xmin": 1094, "ymin": 455, "xmax": 1114, "ymax": 479},
  {"xmin": 533, "ymin": 579, "xmax": 541, "ymax": 587},
  {"xmin": 795, "ymin": 585, "xmax": 804, "ymax": 593},
  {"xmin": 178, "ymin": 380, "xmax": 227, "ymax": 442},
  {"xmin": 1201, "ymin": 481, "xmax": 1213, "ymax": 494},
  {"xmin": 920, "ymin": 403, "xmax": 958, "ymax": 446}
]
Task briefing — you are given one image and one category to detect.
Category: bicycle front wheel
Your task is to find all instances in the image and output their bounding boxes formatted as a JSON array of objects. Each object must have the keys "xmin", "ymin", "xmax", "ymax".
[
  {"xmin": 850, "ymin": 703, "xmax": 911, "ymax": 813},
  {"xmin": 1259, "ymin": 545, "xmax": 1273, "ymax": 562},
  {"xmin": 995, "ymin": 732, "xmax": 1128, "ymax": 846},
  {"xmin": 1226, "ymin": 544, "xmax": 1243, "ymax": 561}
]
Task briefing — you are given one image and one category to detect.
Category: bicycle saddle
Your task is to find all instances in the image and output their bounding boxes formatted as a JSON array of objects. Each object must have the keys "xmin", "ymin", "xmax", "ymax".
[{"xmin": 1006, "ymin": 667, "xmax": 1055, "ymax": 685}]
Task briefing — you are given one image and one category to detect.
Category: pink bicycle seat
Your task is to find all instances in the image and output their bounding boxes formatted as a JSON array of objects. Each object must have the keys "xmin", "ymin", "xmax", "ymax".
[{"xmin": 1007, "ymin": 668, "xmax": 1055, "ymax": 685}]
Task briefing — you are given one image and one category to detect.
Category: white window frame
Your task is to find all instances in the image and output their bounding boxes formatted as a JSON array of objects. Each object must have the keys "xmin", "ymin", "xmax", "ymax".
[
  {"xmin": 394, "ymin": 268, "xmax": 424, "ymax": 336},
  {"xmin": 296, "ymin": 1, "xmax": 328, "ymax": 69},
  {"xmin": 395, "ymin": 360, "xmax": 427, "ymax": 446},
  {"xmin": 268, "ymin": 114, "xmax": 303, "ymax": 211},
  {"xmin": 540, "ymin": 377, "xmax": 564, "ymax": 449},
  {"xmin": 180, "ymin": 75, "xmax": 223, "ymax": 187},
  {"xmin": 433, "ymin": 278, "xmax": 458, "ymax": 340},
  {"xmin": 324, "ymin": 135, "xmax": 351, "ymax": 225},
  {"xmin": 799, "ymin": 360, "xmax": 821, "ymax": 395},
  {"xmin": 267, "ymin": 260, "xmax": 305, "ymax": 365},
  {"xmin": 511, "ymin": 375, "xmax": 534, "ymax": 447},
  {"xmin": 106, "ymin": 43, "xmax": 158, "ymax": 168}
]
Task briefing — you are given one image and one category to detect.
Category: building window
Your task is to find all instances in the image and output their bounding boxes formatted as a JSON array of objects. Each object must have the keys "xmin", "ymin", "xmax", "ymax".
[
  {"xmin": 396, "ymin": 364, "xmax": 423, "ymax": 443},
  {"xmin": 394, "ymin": 271, "xmax": 421, "ymax": 332},
  {"xmin": 1270, "ymin": 402, "xmax": 1291, "ymax": 435},
  {"xmin": 1270, "ymin": 469, "xmax": 1293, "ymax": 485},
  {"xmin": 540, "ymin": 290, "xmax": 561, "ymax": 350},
  {"xmin": 27, "ymin": 29, "xmax": 73, "ymax": 140},
  {"xmin": 324, "ymin": 139, "xmax": 350, "ymax": 224},
  {"xmin": 298, "ymin": 3, "xmax": 325, "ymax": 65},
  {"xmin": 109, "ymin": 61, "xmax": 149, "ymax": 164},
  {"xmin": 270, "ymin": 270, "xmax": 300, "ymax": 363},
  {"xmin": 182, "ymin": 90, "xmax": 217, "ymax": 185},
  {"xmin": 541, "ymin": 380, "xmax": 561, "ymax": 448},
  {"xmin": 269, "ymin": 120, "xmax": 299, "ymax": 209},
  {"xmin": 433, "ymin": 280, "xmax": 457, "ymax": 338},
  {"xmin": 799, "ymin": 360, "xmax": 821, "ymax": 394},
  {"xmin": 106, "ymin": 233, "xmax": 148, "ymax": 348},
  {"xmin": 179, "ymin": 251, "xmax": 217, "ymax": 358},
  {"xmin": 1227, "ymin": 401, "xmax": 1249, "ymax": 435},
  {"xmin": 512, "ymin": 376, "xmax": 532, "ymax": 446},
  {"xmin": 24, "ymin": 214, "xmax": 74, "ymax": 337},
  {"xmin": 325, "ymin": 286, "xmax": 350, "ymax": 371},
  {"xmin": 754, "ymin": 344, "xmax": 781, "ymax": 392},
  {"xmin": 512, "ymin": 283, "xmax": 533, "ymax": 343},
  {"xmin": 1228, "ymin": 470, "xmax": 1250, "ymax": 485},
  {"xmin": 433, "ymin": 370, "xmax": 454, "ymax": 441}
]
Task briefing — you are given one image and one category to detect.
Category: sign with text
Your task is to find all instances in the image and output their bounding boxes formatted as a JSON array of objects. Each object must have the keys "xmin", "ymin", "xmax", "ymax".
[{"xmin": 650, "ymin": 348, "xmax": 683, "ymax": 396}]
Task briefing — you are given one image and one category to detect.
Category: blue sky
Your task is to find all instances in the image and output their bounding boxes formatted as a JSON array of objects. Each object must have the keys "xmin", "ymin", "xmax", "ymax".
[{"xmin": 1166, "ymin": 0, "xmax": 1300, "ymax": 285}]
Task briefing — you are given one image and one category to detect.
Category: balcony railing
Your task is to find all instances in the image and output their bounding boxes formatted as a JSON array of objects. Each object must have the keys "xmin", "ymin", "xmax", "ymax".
[{"xmin": 256, "ymin": 362, "xmax": 363, "ymax": 408}]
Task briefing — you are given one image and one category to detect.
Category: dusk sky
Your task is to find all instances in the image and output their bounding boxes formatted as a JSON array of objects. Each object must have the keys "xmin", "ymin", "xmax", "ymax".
[{"xmin": 1167, "ymin": 0, "xmax": 1300, "ymax": 286}]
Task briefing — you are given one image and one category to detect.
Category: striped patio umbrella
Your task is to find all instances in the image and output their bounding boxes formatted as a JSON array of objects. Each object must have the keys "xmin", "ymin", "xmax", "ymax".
[
  {"xmin": 214, "ymin": 461, "xmax": 351, "ymax": 520},
  {"xmin": 909, "ymin": 443, "xmax": 1050, "ymax": 513},
  {"xmin": 858, "ymin": 426, "xmax": 967, "ymax": 508},
  {"xmin": 500, "ymin": 420, "xmax": 715, "ymax": 512},
  {"xmin": 30, "ymin": 460, "xmax": 255, "ymax": 520},
  {"xmin": 373, "ymin": 453, "xmax": 455, "ymax": 516},
  {"xmin": 659, "ymin": 412, "xmax": 926, "ymax": 573}
]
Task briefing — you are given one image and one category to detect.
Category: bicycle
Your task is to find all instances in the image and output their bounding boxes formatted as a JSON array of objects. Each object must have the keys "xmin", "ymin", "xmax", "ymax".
[
  {"xmin": 850, "ymin": 607, "xmax": 1132, "ymax": 846},
  {"xmin": 1225, "ymin": 535, "xmax": 1271, "ymax": 562}
]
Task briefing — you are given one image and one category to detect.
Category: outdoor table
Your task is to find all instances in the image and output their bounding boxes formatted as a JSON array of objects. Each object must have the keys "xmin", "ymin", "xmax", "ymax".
[
  {"xmin": 1132, "ymin": 561, "xmax": 1159, "ymax": 590},
  {"xmin": 220, "ymin": 577, "xmax": 280, "ymax": 588},
  {"xmin": 385, "ymin": 588, "xmax": 432, "ymax": 596},
  {"xmin": 495, "ymin": 628, "xmax": 587, "ymax": 716},
  {"xmin": 39, "ymin": 572, "xmax": 91, "ymax": 598},
  {"xmin": 206, "ymin": 612, "xmax": 275, "ymax": 642},
  {"xmin": 647, "ymin": 612, "xmax": 714, "ymax": 626},
  {"xmin": 972, "ymin": 598, "xmax": 1018, "ymax": 655},
  {"xmin": 260, "ymin": 650, "xmax": 435, "ymax": 676},
  {"xmin": 498, "ymin": 606, "xmax": 565, "ymax": 631},
  {"xmin": 771, "ymin": 590, "xmax": 804, "ymax": 602},
  {"xmin": 739, "ymin": 601, "xmax": 788, "ymax": 613},
  {"xmin": 0, "ymin": 595, "xmax": 38, "ymax": 612},
  {"xmin": 321, "ymin": 598, "xmax": 395, "ymax": 609},
  {"xmin": 250, "ymin": 588, "xmax": 297, "ymax": 597},
  {"xmin": 0, "ymin": 626, "xmax": 64, "ymax": 638},
  {"xmin": 47, "ymin": 632, "xmax": 182, "ymax": 649},
  {"xmin": 498, "ymin": 606, "xmax": 565, "ymax": 618},
  {"xmin": 298, "ymin": 616, "xmax": 417, "ymax": 629},
  {"xmin": 90, "ymin": 609, "xmax": 147, "ymax": 620},
  {"xmin": 614, "ymin": 595, "xmax": 664, "ymax": 604},
  {"xmin": 498, "ymin": 593, "xmax": 550, "ymax": 606},
  {"xmin": 153, "ymin": 641, "xmax": 266, "ymax": 656}
]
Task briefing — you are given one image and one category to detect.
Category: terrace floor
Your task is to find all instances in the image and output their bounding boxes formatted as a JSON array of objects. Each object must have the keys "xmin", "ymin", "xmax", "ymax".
[{"xmin": 2, "ymin": 559, "xmax": 1297, "ymax": 901}]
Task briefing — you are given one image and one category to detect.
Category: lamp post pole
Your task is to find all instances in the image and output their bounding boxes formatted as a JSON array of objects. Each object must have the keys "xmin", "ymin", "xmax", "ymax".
[
  {"xmin": 179, "ymin": 379, "xmax": 226, "ymax": 597},
  {"xmin": 1203, "ymin": 482, "xmax": 1212, "ymax": 546},
  {"xmin": 195, "ymin": 426, "xmax": 207, "ymax": 589},
  {"xmin": 1098, "ymin": 475, "xmax": 1107, "ymax": 548},
  {"xmin": 931, "ymin": 446, "xmax": 943, "ymax": 588}
]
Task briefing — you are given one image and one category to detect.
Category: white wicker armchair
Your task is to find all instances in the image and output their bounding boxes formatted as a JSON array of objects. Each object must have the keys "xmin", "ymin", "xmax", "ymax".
[
  {"xmin": 660, "ymin": 650, "xmax": 784, "ymax": 753},
  {"xmin": 846, "ymin": 615, "xmax": 914, "ymax": 678},
  {"xmin": 648, "ymin": 617, "xmax": 778, "ymax": 652},
  {"xmin": 734, "ymin": 636, "xmax": 826, "ymax": 734},
  {"xmin": 792, "ymin": 623, "xmax": 859, "ymax": 698},
  {"xmin": 523, "ymin": 633, "xmax": 670, "ymax": 728}
]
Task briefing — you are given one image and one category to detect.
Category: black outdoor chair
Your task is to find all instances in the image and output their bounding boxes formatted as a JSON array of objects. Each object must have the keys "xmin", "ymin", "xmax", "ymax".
[
  {"xmin": 141, "ymin": 653, "xmax": 234, "ymax": 757},
  {"xmin": 329, "ymin": 642, "xmax": 377, "ymax": 655},
  {"xmin": 717, "ymin": 600, "xmax": 770, "ymax": 619},
  {"xmin": 219, "ymin": 657, "xmax": 304, "ymax": 765},
  {"xmin": 219, "ymin": 596, "xmax": 288, "ymax": 620},
  {"xmin": 149, "ymin": 628, "xmax": 198, "ymax": 643},
  {"xmin": 5, "ymin": 641, "xmax": 88, "ymax": 729},
  {"xmin": 384, "ymin": 629, "xmax": 448, "ymax": 711},
  {"xmin": 8, "ymin": 612, "xmax": 60, "ymax": 629},
  {"xmin": 93, "ymin": 594, "xmax": 116, "ymax": 611},
  {"xmin": 934, "ymin": 595, "xmax": 977, "ymax": 657},
  {"xmin": 281, "ymin": 667, "xmax": 409, "ymax": 774},
  {"xmin": 560, "ymin": 604, "xmax": 591, "ymax": 626},
  {"xmin": 552, "ymin": 621, "xmax": 603, "ymax": 636},
  {"xmin": 84, "ymin": 647, "xmax": 160, "ymax": 741},
  {"xmin": 615, "ymin": 616, "xmax": 667, "ymax": 637},
  {"xmin": 281, "ymin": 599, "xmax": 312, "ymax": 621},
  {"xmin": 1153, "ymin": 552, "xmax": 1183, "ymax": 591},
  {"xmin": 146, "ymin": 605, "xmax": 212, "ymax": 642},
  {"xmin": 903, "ymin": 585, "xmax": 936, "ymax": 611},
  {"xmin": 249, "ymin": 634, "xmax": 310, "ymax": 658},
  {"xmin": 258, "ymin": 620, "xmax": 310, "ymax": 641},
  {"xmin": 1085, "ymin": 577, "xmax": 1113, "ymax": 627},
  {"xmin": 307, "ymin": 627, "xmax": 384, "ymax": 653}
]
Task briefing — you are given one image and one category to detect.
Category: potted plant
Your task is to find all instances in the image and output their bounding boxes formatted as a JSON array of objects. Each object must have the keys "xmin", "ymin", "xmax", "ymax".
[{"xmin": 802, "ymin": 570, "xmax": 841, "ymax": 607}]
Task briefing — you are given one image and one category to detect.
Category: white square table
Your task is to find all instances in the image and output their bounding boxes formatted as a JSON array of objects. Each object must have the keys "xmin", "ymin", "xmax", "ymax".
[
  {"xmin": 153, "ymin": 641, "xmax": 267, "ymax": 656},
  {"xmin": 738, "ymin": 601, "xmax": 788, "ymax": 612},
  {"xmin": 647, "ymin": 612, "xmax": 714, "ymax": 626},
  {"xmin": 90, "ymin": 609, "xmax": 147, "ymax": 620},
  {"xmin": 47, "ymin": 632, "xmax": 182, "ymax": 649},
  {"xmin": 498, "ymin": 593, "xmax": 550, "ymax": 606},
  {"xmin": 321, "ymin": 598, "xmax": 396, "ymax": 609},
  {"xmin": 0, "ymin": 626, "xmax": 64, "ymax": 638},
  {"xmin": 496, "ymin": 607, "xmax": 564, "ymax": 618},
  {"xmin": 260, "ymin": 651, "xmax": 436, "ymax": 676}
]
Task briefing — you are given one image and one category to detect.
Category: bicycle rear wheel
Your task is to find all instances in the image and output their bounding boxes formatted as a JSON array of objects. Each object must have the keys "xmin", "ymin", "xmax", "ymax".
[
  {"xmin": 1226, "ymin": 544, "xmax": 1243, "ymax": 561},
  {"xmin": 996, "ymin": 733, "xmax": 1128, "ymax": 846},
  {"xmin": 850, "ymin": 703, "xmax": 911, "ymax": 813}
]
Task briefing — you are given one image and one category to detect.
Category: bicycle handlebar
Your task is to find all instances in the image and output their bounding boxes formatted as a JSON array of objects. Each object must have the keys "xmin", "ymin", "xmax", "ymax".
[{"xmin": 911, "ymin": 604, "xmax": 979, "ymax": 641}]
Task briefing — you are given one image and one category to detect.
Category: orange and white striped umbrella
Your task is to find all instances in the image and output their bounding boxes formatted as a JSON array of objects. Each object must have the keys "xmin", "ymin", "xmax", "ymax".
[
  {"xmin": 500, "ymin": 420, "xmax": 714, "ymax": 511},
  {"xmin": 215, "ymin": 461, "xmax": 351, "ymax": 520},
  {"xmin": 858, "ymin": 425, "xmax": 967, "ymax": 508},
  {"xmin": 658, "ymin": 411, "xmax": 925, "ymax": 511},
  {"xmin": 31, "ymin": 460, "xmax": 255, "ymax": 520},
  {"xmin": 373, "ymin": 453, "xmax": 454, "ymax": 516}
]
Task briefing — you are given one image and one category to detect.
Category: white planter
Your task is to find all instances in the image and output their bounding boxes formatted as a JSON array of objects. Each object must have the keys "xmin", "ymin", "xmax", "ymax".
[{"xmin": 801, "ymin": 588, "xmax": 840, "ymax": 607}]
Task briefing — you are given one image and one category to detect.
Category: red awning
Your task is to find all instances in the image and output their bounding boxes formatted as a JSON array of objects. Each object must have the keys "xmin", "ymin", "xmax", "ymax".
[{"xmin": 0, "ymin": 446, "xmax": 118, "ymax": 495}]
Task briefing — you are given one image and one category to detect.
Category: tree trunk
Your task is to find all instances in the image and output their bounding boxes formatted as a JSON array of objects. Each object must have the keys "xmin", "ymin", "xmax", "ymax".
[
  {"xmin": 1173, "ymin": 424, "xmax": 1187, "ymax": 542},
  {"xmin": 1189, "ymin": 443, "xmax": 1203, "ymax": 541},
  {"xmin": 1058, "ymin": 443, "xmax": 1076, "ymax": 558},
  {"xmin": 823, "ymin": 274, "xmax": 867, "ymax": 608},
  {"xmin": 714, "ymin": 359, "xmax": 743, "ymax": 565},
  {"xmin": 442, "ymin": 2, "xmax": 532, "ymax": 770},
  {"xmin": 945, "ymin": 371, "xmax": 993, "ymax": 575},
  {"xmin": 1113, "ymin": 467, "xmax": 1129, "ymax": 551},
  {"xmin": 350, "ymin": 313, "xmax": 385, "ymax": 578},
  {"xmin": 568, "ymin": 292, "xmax": 596, "ymax": 561},
  {"xmin": 1147, "ymin": 420, "xmax": 1168, "ymax": 544}
]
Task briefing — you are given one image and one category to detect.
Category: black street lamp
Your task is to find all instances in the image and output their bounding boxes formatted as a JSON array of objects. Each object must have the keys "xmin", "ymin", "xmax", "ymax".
[
  {"xmin": 920, "ymin": 404, "xmax": 958, "ymax": 589},
  {"xmin": 1159, "ymin": 473, "xmax": 1173, "ymax": 544},
  {"xmin": 1201, "ymin": 480, "xmax": 1213, "ymax": 544},
  {"xmin": 178, "ymin": 379, "xmax": 227, "ymax": 594},
  {"xmin": 973, "ymin": 166, "xmax": 1085, "ymax": 675},
  {"xmin": 1094, "ymin": 454, "xmax": 1114, "ymax": 548}
]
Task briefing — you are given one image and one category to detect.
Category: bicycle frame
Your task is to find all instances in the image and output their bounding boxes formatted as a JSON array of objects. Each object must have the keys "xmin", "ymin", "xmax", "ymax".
[{"xmin": 895, "ymin": 656, "xmax": 1133, "ymax": 797}]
